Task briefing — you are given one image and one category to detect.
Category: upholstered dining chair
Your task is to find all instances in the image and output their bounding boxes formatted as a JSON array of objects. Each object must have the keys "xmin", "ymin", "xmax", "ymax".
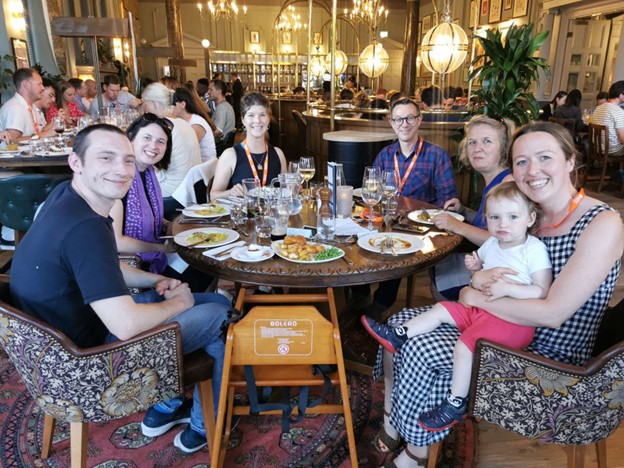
[
  {"xmin": 0, "ymin": 173, "xmax": 71, "ymax": 247},
  {"xmin": 470, "ymin": 329, "xmax": 624, "ymax": 467},
  {"xmin": 0, "ymin": 276, "xmax": 218, "ymax": 468}
]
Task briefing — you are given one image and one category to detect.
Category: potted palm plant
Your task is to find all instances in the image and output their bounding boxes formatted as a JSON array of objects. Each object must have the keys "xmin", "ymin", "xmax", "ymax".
[
  {"xmin": 468, "ymin": 23, "xmax": 550, "ymax": 126},
  {"xmin": 0, "ymin": 54, "xmax": 15, "ymax": 106}
]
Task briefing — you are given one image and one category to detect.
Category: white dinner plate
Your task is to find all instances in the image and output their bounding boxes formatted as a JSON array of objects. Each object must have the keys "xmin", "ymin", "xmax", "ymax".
[
  {"xmin": 231, "ymin": 246, "xmax": 274, "ymax": 262},
  {"xmin": 407, "ymin": 209, "xmax": 465, "ymax": 225},
  {"xmin": 0, "ymin": 149, "xmax": 21, "ymax": 156},
  {"xmin": 174, "ymin": 227, "xmax": 239, "ymax": 249},
  {"xmin": 353, "ymin": 188, "xmax": 363, "ymax": 198},
  {"xmin": 357, "ymin": 232, "xmax": 425, "ymax": 255},
  {"xmin": 272, "ymin": 240, "xmax": 345, "ymax": 263},
  {"xmin": 182, "ymin": 203, "xmax": 230, "ymax": 218},
  {"xmin": 34, "ymin": 149, "xmax": 71, "ymax": 157}
]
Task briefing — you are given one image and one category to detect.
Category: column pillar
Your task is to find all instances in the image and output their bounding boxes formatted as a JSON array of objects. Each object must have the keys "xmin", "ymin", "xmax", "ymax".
[
  {"xmin": 400, "ymin": 0, "xmax": 420, "ymax": 97},
  {"xmin": 165, "ymin": 0, "xmax": 185, "ymax": 82}
]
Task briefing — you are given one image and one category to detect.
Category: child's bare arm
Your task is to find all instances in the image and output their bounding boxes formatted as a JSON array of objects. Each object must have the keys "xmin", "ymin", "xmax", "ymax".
[{"xmin": 483, "ymin": 268, "xmax": 552, "ymax": 302}]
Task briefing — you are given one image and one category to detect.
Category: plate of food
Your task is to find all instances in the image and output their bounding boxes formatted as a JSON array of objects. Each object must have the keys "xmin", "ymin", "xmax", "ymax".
[
  {"xmin": 272, "ymin": 235, "xmax": 344, "ymax": 263},
  {"xmin": 407, "ymin": 209, "xmax": 464, "ymax": 225},
  {"xmin": 231, "ymin": 245, "xmax": 274, "ymax": 263},
  {"xmin": 34, "ymin": 148, "xmax": 72, "ymax": 157},
  {"xmin": 182, "ymin": 203, "xmax": 230, "ymax": 218},
  {"xmin": 174, "ymin": 227, "xmax": 239, "ymax": 248},
  {"xmin": 358, "ymin": 232, "xmax": 425, "ymax": 255},
  {"xmin": 0, "ymin": 143, "xmax": 21, "ymax": 156}
]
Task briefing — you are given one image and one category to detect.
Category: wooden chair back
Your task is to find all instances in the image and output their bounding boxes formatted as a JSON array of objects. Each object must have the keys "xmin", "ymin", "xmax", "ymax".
[{"xmin": 210, "ymin": 289, "xmax": 357, "ymax": 467}]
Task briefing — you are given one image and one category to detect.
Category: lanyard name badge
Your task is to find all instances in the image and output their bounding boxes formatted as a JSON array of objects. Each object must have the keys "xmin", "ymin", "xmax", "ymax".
[{"xmin": 394, "ymin": 137, "xmax": 424, "ymax": 195}]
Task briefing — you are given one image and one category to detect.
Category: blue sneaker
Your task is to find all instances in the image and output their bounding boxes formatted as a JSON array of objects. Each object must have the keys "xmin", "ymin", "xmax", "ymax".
[
  {"xmin": 418, "ymin": 397, "xmax": 467, "ymax": 432},
  {"xmin": 174, "ymin": 425, "xmax": 208, "ymax": 454},
  {"xmin": 361, "ymin": 316, "xmax": 408, "ymax": 354},
  {"xmin": 141, "ymin": 399, "xmax": 192, "ymax": 437}
]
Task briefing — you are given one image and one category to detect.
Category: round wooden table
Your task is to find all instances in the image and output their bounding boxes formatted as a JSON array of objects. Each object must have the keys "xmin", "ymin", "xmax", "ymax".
[{"xmin": 173, "ymin": 197, "xmax": 462, "ymax": 300}]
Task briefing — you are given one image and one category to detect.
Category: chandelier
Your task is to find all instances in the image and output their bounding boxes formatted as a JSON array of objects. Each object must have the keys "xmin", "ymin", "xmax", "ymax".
[
  {"xmin": 346, "ymin": 0, "xmax": 388, "ymax": 37},
  {"xmin": 197, "ymin": 1, "xmax": 247, "ymax": 21},
  {"xmin": 358, "ymin": 41, "xmax": 389, "ymax": 78},
  {"xmin": 325, "ymin": 50, "xmax": 348, "ymax": 75},
  {"xmin": 419, "ymin": 1, "xmax": 469, "ymax": 74},
  {"xmin": 275, "ymin": 5, "xmax": 306, "ymax": 32}
]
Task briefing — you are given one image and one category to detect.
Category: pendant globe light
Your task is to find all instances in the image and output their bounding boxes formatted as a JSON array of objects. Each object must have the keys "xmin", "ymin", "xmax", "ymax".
[
  {"xmin": 419, "ymin": 1, "xmax": 469, "ymax": 74},
  {"xmin": 358, "ymin": 41, "xmax": 389, "ymax": 78},
  {"xmin": 325, "ymin": 49, "xmax": 348, "ymax": 75}
]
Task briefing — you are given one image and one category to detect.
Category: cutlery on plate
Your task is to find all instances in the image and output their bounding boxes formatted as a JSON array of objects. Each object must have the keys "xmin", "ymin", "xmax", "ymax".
[
  {"xmin": 214, "ymin": 244, "xmax": 242, "ymax": 258},
  {"xmin": 178, "ymin": 219, "xmax": 229, "ymax": 225}
]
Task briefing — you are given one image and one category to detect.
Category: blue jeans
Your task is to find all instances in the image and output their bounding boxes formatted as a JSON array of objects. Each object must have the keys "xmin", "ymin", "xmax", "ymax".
[{"xmin": 132, "ymin": 290, "xmax": 230, "ymax": 436}]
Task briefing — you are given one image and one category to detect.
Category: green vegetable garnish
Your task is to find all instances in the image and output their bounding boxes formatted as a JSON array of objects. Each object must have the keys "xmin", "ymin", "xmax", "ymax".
[{"xmin": 314, "ymin": 247, "xmax": 342, "ymax": 260}]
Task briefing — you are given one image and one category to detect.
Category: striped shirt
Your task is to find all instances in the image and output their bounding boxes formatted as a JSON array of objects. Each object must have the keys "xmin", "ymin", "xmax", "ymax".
[{"xmin": 591, "ymin": 102, "xmax": 624, "ymax": 155}]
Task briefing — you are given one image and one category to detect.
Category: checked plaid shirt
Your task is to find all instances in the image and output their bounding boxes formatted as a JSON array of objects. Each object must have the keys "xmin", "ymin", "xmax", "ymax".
[{"xmin": 373, "ymin": 139, "xmax": 457, "ymax": 207}]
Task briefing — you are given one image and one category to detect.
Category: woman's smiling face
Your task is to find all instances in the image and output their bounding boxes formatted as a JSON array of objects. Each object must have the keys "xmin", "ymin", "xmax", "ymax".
[
  {"xmin": 131, "ymin": 123, "xmax": 168, "ymax": 171},
  {"xmin": 511, "ymin": 131, "xmax": 574, "ymax": 204},
  {"xmin": 242, "ymin": 104, "xmax": 270, "ymax": 137}
]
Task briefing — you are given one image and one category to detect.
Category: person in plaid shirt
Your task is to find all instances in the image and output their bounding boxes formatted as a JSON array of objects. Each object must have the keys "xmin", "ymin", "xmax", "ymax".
[
  {"xmin": 351, "ymin": 97, "xmax": 459, "ymax": 320},
  {"xmin": 373, "ymin": 97, "xmax": 458, "ymax": 205}
]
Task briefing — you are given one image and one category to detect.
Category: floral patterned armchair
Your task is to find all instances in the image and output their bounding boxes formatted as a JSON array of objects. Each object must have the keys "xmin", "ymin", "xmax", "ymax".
[
  {"xmin": 470, "ymin": 337, "xmax": 624, "ymax": 467},
  {"xmin": 0, "ymin": 276, "xmax": 217, "ymax": 467}
]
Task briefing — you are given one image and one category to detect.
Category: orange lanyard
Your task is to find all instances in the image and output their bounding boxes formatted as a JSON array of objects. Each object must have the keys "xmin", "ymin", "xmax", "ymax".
[
  {"xmin": 27, "ymin": 103, "xmax": 40, "ymax": 136},
  {"xmin": 535, "ymin": 189, "xmax": 585, "ymax": 234},
  {"xmin": 242, "ymin": 140, "xmax": 269, "ymax": 186},
  {"xmin": 394, "ymin": 137, "xmax": 424, "ymax": 195}
]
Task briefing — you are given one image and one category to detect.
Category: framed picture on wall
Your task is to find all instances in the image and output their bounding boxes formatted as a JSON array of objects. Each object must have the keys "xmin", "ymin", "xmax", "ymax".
[
  {"xmin": 469, "ymin": 0, "xmax": 478, "ymax": 27},
  {"xmin": 11, "ymin": 38, "xmax": 29, "ymax": 69},
  {"xmin": 513, "ymin": 0, "xmax": 528, "ymax": 17},
  {"xmin": 481, "ymin": 0, "xmax": 489, "ymax": 17},
  {"xmin": 489, "ymin": 0, "xmax": 502, "ymax": 22},
  {"xmin": 313, "ymin": 32, "xmax": 322, "ymax": 45},
  {"xmin": 250, "ymin": 31, "xmax": 259, "ymax": 44},
  {"xmin": 505, "ymin": 0, "xmax": 513, "ymax": 9},
  {"xmin": 282, "ymin": 31, "xmax": 292, "ymax": 44},
  {"xmin": 422, "ymin": 15, "xmax": 431, "ymax": 34}
]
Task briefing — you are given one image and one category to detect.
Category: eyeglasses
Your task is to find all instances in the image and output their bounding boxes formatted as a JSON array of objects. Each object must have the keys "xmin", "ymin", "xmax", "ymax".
[
  {"xmin": 390, "ymin": 115, "xmax": 421, "ymax": 126},
  {"xmin": 142, "ymin": 112, "xmax": 174, "ymax": 132}
]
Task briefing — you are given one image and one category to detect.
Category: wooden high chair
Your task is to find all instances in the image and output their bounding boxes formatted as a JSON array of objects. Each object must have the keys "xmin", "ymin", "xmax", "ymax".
[{"xmin": 210, "ymin": 288, "xmax": 357, "ymax": 467}]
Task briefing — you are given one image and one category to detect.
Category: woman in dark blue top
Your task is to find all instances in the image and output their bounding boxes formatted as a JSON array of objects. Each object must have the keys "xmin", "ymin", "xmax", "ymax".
[
  {"xmin": 430, "ymin": 115, "xmax": 515, "ymax": 298},
  {"xmin": 211, "ymin": 92, "xmax": 287, "ymax": 199}
]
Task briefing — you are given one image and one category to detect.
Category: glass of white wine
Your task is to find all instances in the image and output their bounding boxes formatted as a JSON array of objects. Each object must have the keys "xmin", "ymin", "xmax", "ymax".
[
  {"xmin": 299, "ymin": 156, "xmax": 315, "ymax": 200},
  {"xmin": 361, "ymin": 174, "xmax": 383, "ymax": 230}
]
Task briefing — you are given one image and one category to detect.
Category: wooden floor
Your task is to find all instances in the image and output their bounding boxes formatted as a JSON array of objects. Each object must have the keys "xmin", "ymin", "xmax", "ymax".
[
  {"xmin": 477, "ymin": 421, "xmax": 624, "ymax": 467},
  {"xmin": 383, "ymin": 187, "xmax": 624, "ymax": 468}
]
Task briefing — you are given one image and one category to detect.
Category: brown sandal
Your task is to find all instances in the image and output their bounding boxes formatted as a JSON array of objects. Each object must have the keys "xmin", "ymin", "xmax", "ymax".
[
  {"xmin": 383, "ymin": 446, "xmax": 428, "ymax": 468},
  {"xmin": 373, "ymin": 410, "xmax": 402, "ymax": 453}
]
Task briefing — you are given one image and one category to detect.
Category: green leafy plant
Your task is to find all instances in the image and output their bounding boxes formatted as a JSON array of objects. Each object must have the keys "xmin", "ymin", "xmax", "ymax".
[
  {"xmin": 468, "ymin": 24, "xmax": 550, "ymax": 126},
  {"xmin": 31, "ymin": 63, "xmax": 65, "ymax": 84},
  {"xmin": 0, "ymin": 55, "xmax": 15, "ymax": 92}
]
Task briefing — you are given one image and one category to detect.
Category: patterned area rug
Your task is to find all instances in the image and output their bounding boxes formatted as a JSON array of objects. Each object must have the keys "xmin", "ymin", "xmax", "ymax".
[{"xmin": 0, "ymin": 349, "xmax": 474, "ymax": 467}]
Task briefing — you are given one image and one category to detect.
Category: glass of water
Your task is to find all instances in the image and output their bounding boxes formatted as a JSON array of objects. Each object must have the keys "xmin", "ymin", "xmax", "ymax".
[
  {"xmin": 230, "ymin": 200, "xmax": 247, "ymax": 226},
  {"xmin": 318, "ymin": 213, "xmax": 336, "ymax": 241},
  {"xmin": 256, "ymin": 215, "xmax": 272, "ymax": 240}
]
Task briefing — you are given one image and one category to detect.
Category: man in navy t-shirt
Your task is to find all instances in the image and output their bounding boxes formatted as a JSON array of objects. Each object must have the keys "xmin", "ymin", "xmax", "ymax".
[{"xmin": 11, "ymin": 123, "xmax": 230, "ymax": 454}]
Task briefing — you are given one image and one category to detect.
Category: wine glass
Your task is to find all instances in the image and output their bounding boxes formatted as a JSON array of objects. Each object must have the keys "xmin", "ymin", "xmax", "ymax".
[
  {"xmin": 299, "ymin": 156, "xmax": 315, "ymax": 200},
  {"xmin": 361, "ymin": 174, "xmax": 383, "ymax": 230},
  {"xmin": 381, "ymin": 170, "xmax": 399, "ymax": 199},
  {"xmin": 52, "ymin": 117, "xmax": 65, "ymax": 146},
  {"xmin": 383, "ymin": 195, "xmax": 399, "ymax": 232},
  {"xmin": 363, "ymin": 166, "xmax": 381, "ymax": 180}
]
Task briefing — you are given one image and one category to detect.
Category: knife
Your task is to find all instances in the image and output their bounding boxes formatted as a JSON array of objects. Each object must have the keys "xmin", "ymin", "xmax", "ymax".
[
  {"xmin": 393, "ymin": 225, "xmax": 430, "ymax": 234},
  {"xmin": 178, "ymin": 219, "xmax": 229, "ymax": 225}
]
